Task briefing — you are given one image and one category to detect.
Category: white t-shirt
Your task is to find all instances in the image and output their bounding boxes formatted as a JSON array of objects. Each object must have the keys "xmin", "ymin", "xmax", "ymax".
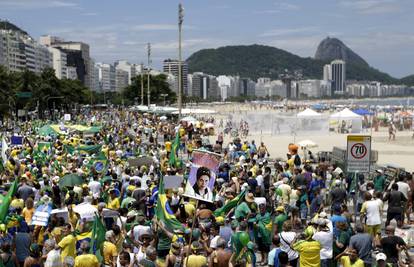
[
  {"xmin": 279, "ymin": 232, "xmax": 298, "ymax": 260},
  {"xmin": 313, "ymin": 231, "xmax": 333, "ymax": 260},
  {"xmin": 88, "ymin": 180, "xmax": 101, "ymax": 197},
  {"xmin": 256, "ymin": 175, "xmax": 264, "ymax": 187},
  {"xmin": 45, "ymin": 249, "xmax": 62, "ymax": 267},
  {"xmin": 130, "ymin": 225, "xmax": 151, "ymax": 242},
  {"xmin": 397, "ymin": 181, "xmax": 410, "ymax": 199},
  {"xmin": 210, "ymin": 235, "xmax": 221, "ymax": 249},
  {"xmin": 362, "ymin": 200, "xmax": 382, "ymax": 226}
]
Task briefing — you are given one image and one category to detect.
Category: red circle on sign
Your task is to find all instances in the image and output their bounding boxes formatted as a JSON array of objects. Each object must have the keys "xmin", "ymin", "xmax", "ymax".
[{"xmin": 351, "ymin": 143, "xmax": 367, "ymax": 159}]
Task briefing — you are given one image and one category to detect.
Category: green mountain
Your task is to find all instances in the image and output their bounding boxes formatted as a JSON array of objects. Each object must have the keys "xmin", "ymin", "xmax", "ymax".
[
  {"xmin": 0, "ymin": 20, "xmax": 28, "ymax": 35},
  {"xmin": 401, "ymin": 75, "xmax": 414, "ymax": 86},
  {"xmin": 186, "ymin": 43, "xmax": 400, "ymax": 84}
]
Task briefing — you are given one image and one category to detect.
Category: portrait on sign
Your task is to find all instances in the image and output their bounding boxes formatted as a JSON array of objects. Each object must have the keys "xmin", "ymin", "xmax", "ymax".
[{"xmin": 183, "ymin": 150, "xmax": 221, "ymax": 202}]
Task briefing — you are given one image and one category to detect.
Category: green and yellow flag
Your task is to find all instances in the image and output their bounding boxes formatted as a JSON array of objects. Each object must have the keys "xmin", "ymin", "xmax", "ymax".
[
  {"xmin": 213, "ymin": 190, "xmax": 246, "ymax": 217},
  {"xmin": 0, "ymin": 178, "xmax": 18, "ymax": 223},
  {"xmin": 156, "ymin": 176, "xmax": 185, "ymax": 232},
  {"xmin": 168, "ymin": 131, "xmax": 180, "ymax": 168},
  {"xmin": 90, "ymin": 215, "xmax": 106, "ymax": 262}
]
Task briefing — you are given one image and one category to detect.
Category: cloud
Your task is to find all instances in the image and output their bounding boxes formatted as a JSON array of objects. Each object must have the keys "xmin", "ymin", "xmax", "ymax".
[
  {"xmin": 260, "ymin": 27, "xmax": 319, "ymax": 37},
  {"xmin": 274, "ymin": 2, "xmax": 300, "ymax": 10},
  {"xmin": 256, "ymin": 1, "xmax": 300, "ymax": 14},
  {"xmin": 0, "ymin": 0, "xmax": 79, "ymax": 9},
  {"xmin": 340, "ymin": 0, "xmax": 402, "ymax": 14},
  {"xmin": 81, "ymin": 12, "xmax": 98, "ymax": 16}
]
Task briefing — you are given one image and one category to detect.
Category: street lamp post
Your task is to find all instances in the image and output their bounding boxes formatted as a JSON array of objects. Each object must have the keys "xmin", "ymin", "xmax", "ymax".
[
  {"xmin": 160, "ymin": 93, "xmax": 168, "ymax": 106},
  {"xmin": 178, "ymin": 3, "xmax": 184, "ymax": 119},
  {"xmin": 147, "ymin": 43, "xmax": 151, "ymax": 110},
  {"xmin": 140, "ymin": 62, "xmax": 144, "ymax": 106}
]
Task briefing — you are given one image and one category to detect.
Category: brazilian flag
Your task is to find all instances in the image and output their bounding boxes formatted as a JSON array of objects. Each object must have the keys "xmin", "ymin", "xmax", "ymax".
[
  {"xmin": 155, "ymin": 176, "xmax": 185, "ymax": 232},
  {"xmin": 168, "ymin": 131, "xmax": 180, "ymax": 168},
  {"xmin": 0, "ymin": 178, "xmax": 18, "ymax": 223},
  {"xmin": 89, "ymin": 153, "xmax": 108, "ymax": 174},
  {"xmin": 90, "ymin": 215, "xmax": 106, "ymax": 262},
  {"xmin": 213, "ymin": 190, "xmax": 246, "ymax": 217}
]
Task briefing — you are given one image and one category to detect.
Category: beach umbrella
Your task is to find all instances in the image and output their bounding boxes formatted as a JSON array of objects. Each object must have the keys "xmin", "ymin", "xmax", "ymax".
[
  {"xmin": 59, "ymin": 173, "xmax": 83, "ymax": 187},
  {"xmin": 298, "ymin": 140, "xmax": 318, "ymax": 148}
]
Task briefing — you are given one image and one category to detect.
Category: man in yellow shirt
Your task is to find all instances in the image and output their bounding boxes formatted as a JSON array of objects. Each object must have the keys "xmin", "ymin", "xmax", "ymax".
[
  {"xmin": 57, "ymin": 224, "xmax": 77, "ymax": 262},
  {"xmin": 107, "ymin": 190, "xmax": 120, "ymax": 210},
  {"xmin": 292, "ymin": 227, "xmax": 321, "ymax": 267},
  {"xmin": 336, "ymin": 248, "xmax": 365, "ymax": 267},
  {"xmin": 74, "ymin": 241, "xmax": 99, "ymax": 267},
  {"xmin": 103, "ymin": 230, "xmax": 118, "ymax": 267},
  {"xmin": 183, "ymin": 241, "xmax": 207, "ymax": 267}
]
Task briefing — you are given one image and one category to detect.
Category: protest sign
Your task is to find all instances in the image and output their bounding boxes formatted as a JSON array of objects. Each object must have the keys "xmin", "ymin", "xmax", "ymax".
[
  {"xmin": 128, "ymin": 156, "xmax": 153, "ymax": 167},
  {"xmin": 31, "ymin": 204, "xmax": 52, "ymax": 226},
  {"xmin": 164, "ymin": 175, "xmax": 184, "ymax": 189},
  {"xmin": 73, "ymin": 203, "xmax": 97, "ymax": 222},
  {"xmin": 11, "ymin": 136, "xmax": 23, "ymax": 145},
  {"xmin": 184, "ymin": 150, "xmax": 221, "ymax": 202}
]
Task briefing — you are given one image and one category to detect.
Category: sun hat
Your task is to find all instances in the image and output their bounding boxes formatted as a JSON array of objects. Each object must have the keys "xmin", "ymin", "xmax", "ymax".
[
  {"xmin": 245, "ymin": 192, "xmax": 255, "ymax": 203},
  {"xmin": 275, "ymin": 206, "xmax": 285, "ymax": 213}
]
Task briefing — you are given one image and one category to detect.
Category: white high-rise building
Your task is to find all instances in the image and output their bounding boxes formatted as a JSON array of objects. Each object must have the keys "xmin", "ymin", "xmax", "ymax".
[
  {"xmin": 114, "ymin": 60, "xmax": 137, "ymax": 85},
  {"xmin": 96, "ymin": 63, "xmax": 116, "ymax": 92},
  {"xmin": 331, "ymin": 60, "xmax": 346, "ymax": 94},
  {"xmin": 0, "ymin": 29, "xmax": 51, "ymax": 73},
  {"xmin": 47, "ymin": 47, "xmax": 67, "ymax": 79},
  {"xmin": 115, "ymin": 68, "xmax": 129, "ymax": 92},
  {"xmin": 323, "ymin": 64, "xmax": 331, "ymax": 81},
  {"xmin": 40, "ymin": 35, "xmax": 92, "ymax": 89}
]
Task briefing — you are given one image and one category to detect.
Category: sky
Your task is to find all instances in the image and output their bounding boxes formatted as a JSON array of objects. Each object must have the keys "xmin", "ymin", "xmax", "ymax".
[{"xmin": 0, "ymin": 0, "xmax": 413, "ymax": 78}]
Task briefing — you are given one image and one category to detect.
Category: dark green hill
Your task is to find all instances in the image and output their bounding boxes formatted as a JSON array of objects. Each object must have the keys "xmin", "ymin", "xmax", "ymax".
[
  {"xmin": 187, "ymin": 44, "xmax": 399, "ymax": 84},
  {"xmin": 401, "ymin": 75, "xmax": 414, "ymax": 86},
  {"xmin": 0, "ymin": 20, "xmax": 28, "ymax": 35}
]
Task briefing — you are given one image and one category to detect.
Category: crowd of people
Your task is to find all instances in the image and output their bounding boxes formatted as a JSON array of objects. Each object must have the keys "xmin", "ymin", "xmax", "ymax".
[{"xmin": 0, "ymin": 109, "xmax": 413, "ymax": 267}]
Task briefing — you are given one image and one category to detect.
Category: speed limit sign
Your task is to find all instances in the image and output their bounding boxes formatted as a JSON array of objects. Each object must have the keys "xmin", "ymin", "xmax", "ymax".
[{"xmin": 347, "ymin": 135, "xmax": 371, "ymax": 172}]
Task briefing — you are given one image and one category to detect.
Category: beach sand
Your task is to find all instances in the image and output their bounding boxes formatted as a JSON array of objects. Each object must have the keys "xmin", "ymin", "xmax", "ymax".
[{"xmin": 207, "ymin": 103, "xmax": 414, "ymax": 172}]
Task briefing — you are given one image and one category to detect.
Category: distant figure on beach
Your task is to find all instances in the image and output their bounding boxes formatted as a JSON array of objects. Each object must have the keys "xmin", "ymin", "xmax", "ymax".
[{"xmin": 388, "ymin": 123, "xmax": 396, "ymax": 141}]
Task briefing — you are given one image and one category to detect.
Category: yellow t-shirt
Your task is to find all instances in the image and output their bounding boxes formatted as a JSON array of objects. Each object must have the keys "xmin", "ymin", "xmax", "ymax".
[
  {"xmin": 58, "ymin": 235, "xmax": 77, "ymax": 261},
  {"xmin": 108, "ymin": 197, "xmax": 120, "ymax": 210},
  {"xmin": 10, "ymin": 199, "xmax": 24, "ymax": 209},
  {"xmin": 179, "ymin": 128, "xmax": 186, "ymax": 137},
  {"xmin": 165, "ymin": 141, "xmax": 172, "ymax": 153},
  {"xmin": 340, "ymin": 256, "xmax": 365, "ymax": 267},
  {"xmin": 22, "ymin": 207, "xmax": 35, "ymax": 224},
  {"xmin": 293, "ymin": 240, "xmax": 321, "ymax": 267},
  {"xmin": 183, "ymin": 255, "xmax": 207, "ymax": 267},
  {"xmin": 74, "ymin": 254, "xmax": 99, "ymax": 267},
  {"xmin": 103, "ymin": 241, "xmax": 118, "ymax": 265}
]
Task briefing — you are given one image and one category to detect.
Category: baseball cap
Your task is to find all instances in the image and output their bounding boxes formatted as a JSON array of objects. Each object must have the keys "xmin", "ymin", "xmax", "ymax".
[{"xmin": 376, "ymin": 253, "xmax": 387, "ymax": 261}]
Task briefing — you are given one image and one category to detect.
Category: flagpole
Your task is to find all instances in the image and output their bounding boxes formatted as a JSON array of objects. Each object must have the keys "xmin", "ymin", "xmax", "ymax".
[{"xmin": 185, "ymin": 199, "xmax": 199, "ymax": 266}]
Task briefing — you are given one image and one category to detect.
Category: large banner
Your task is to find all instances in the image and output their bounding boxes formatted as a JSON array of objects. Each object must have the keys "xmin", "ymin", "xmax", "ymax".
[{"xmin": 184, "ymin": 150, "xmax": 221, "ymax": 202}]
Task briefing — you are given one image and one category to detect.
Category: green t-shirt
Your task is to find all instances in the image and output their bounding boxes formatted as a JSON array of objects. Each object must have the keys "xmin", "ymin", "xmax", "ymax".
[
  {"xmin": 374, "ymin": 175, "xmax": 386, "ymax": 192},
  {"xmin": 157, "ymin": 229, "xmax": 171, "ymax": 251},
  {"xmin": 333, "ymin": 230, "xmax": 350, "ymax": 255},
  {"xmin": 120, "ymin": 196, "xmax": 135, "ymax": 208},
  {"xmin": 234, "ymin": 202, "xmax": 251, "ymax": 220},
  {"xmin": 274, "ymin": 213, "xmax": 288, "ymax": 233}
]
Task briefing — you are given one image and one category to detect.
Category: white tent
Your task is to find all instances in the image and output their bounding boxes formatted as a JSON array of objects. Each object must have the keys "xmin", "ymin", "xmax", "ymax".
[
  {"xmin": 297, "ymin": 108, "xmax": 321, "ymax": 118},
  {"xmin": 330, "ymin": 108, "xmax": 361, "ymax": 119},
  {"xmin": 330, "ymin": 108, "xmax": 363, "ymax": 133}
]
